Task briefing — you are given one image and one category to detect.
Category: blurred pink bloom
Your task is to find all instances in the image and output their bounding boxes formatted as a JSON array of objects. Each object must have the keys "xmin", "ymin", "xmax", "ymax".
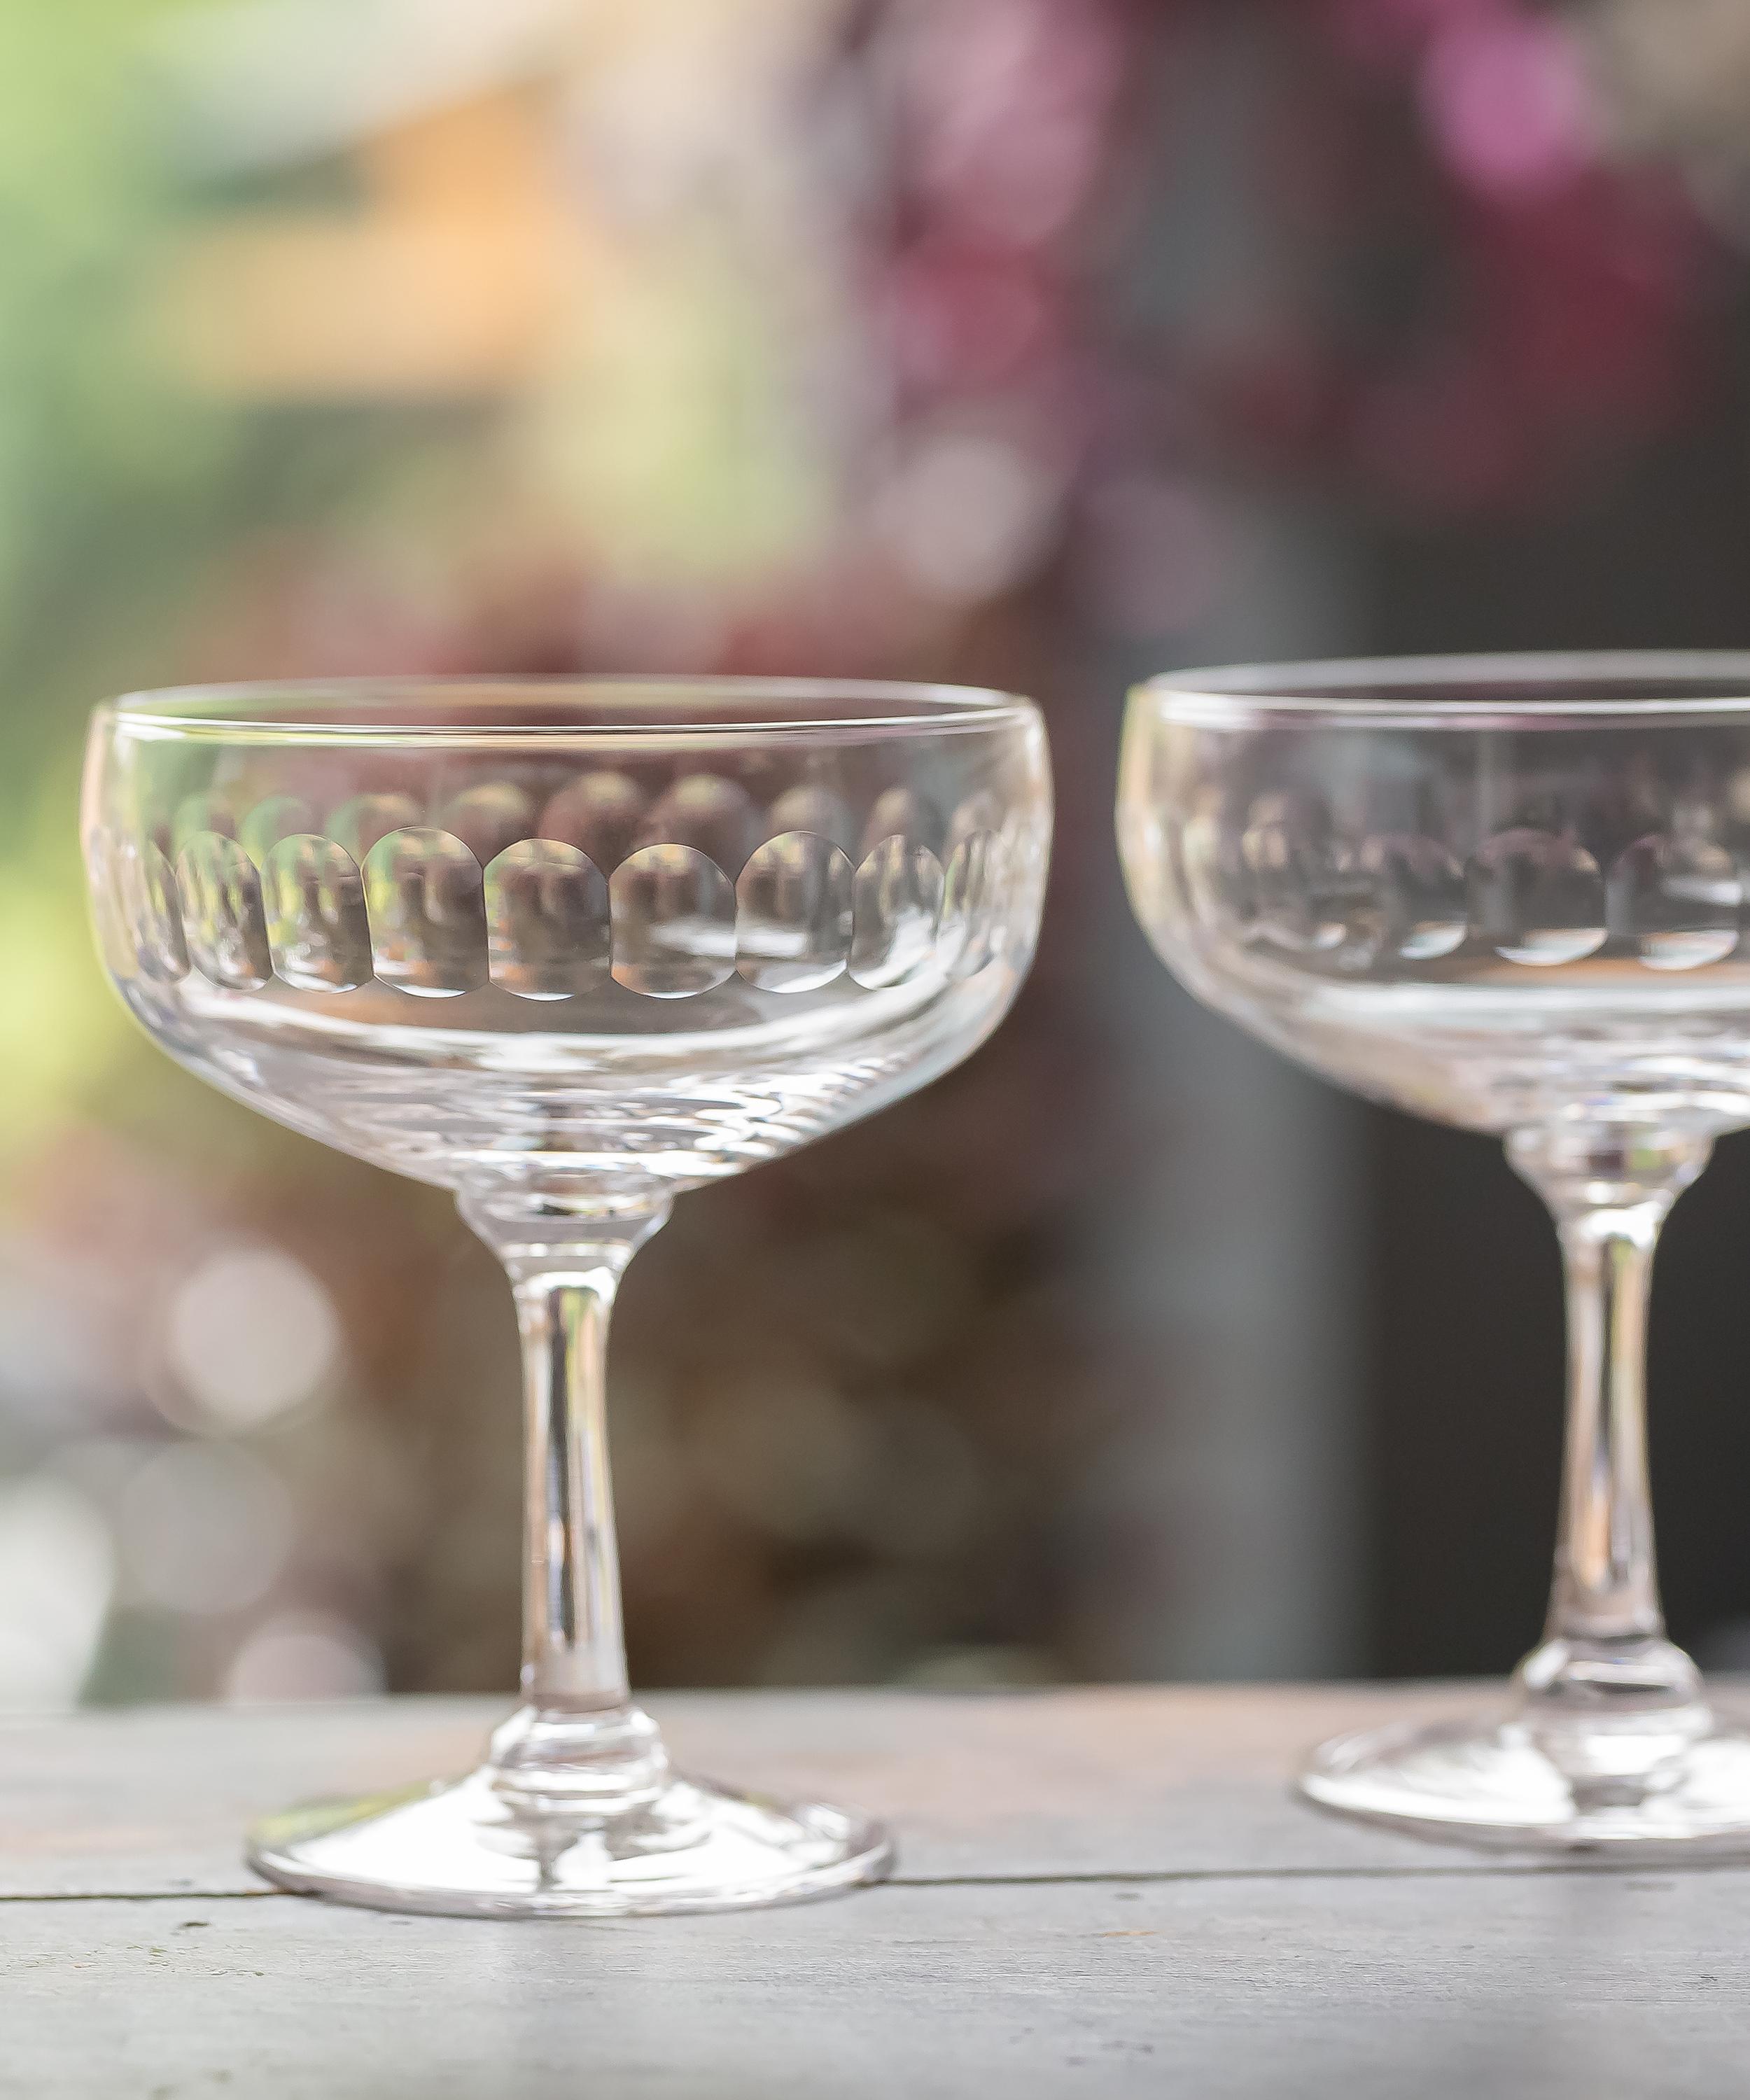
[
  {"xmin": 888, "ymin": 244, "xmax": 1058, "ymax": 392},
  {"xmin": 1421, "ymin": 11, "xmax": 1598, "ymax": 199},
  {"xmin": 891, "ymin": 0, "xmax": 1124, "ymax": 248}
]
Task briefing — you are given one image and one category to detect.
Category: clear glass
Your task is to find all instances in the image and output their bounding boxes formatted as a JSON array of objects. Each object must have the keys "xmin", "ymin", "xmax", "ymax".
[
  {"xmin": 1120, "ymin": 650, "xmax": 1750, "ymax": 1851},
  {"xmin": 83, "ymin": 675, "xmax": 1051, "ymax": 1914}
]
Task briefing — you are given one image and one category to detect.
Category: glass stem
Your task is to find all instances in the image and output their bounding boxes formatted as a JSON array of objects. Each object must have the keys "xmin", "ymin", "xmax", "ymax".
[
  {"xmin": 1506, "ymin": 1126, "xmax": 1710, "ymax": 1731},
  {"xmin": 514, "ymin": 1260, "xmax": 633, "ymax": 1711},
  {"xmin": 458, "ymin": 1186, "xmax": 672, "ymax": 1809}
]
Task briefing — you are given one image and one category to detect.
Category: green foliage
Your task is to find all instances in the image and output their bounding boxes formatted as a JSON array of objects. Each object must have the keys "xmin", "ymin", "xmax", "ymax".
[{"xmin": 0, "ymin": 2, "xmax": 239, "ymax": 1161}]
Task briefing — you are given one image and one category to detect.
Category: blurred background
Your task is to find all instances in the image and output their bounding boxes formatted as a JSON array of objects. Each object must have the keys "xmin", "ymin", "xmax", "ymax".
[{"xmin": 10, "ymin": 0, "xmax": 1750, "ymax": 1710}]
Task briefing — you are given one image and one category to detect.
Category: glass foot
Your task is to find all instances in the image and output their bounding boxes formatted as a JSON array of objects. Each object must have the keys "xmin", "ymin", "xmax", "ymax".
[
  {"xmin": 248, "ymin": 1768, "xmax": 894, "ymax": 1918},
  {"xmin": 1302, "ymin": 1698, "xmax": 1750, "ymax": 1851}
]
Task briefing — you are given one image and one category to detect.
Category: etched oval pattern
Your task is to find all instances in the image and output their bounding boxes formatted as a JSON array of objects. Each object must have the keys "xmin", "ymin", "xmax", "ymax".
[
  {"xmin": 238, "ymin": 795, "xmax": 315, "ymax": 862},
  {"xmin": 117, "ymin": 839, "xmax": 189, "ymax": 983},
  {"xmin": 1240, "ymin": 800, "xmax": 1354, "ymax": 955},
  {"xmin": 172, "ymin": 792, "xmax": 236, "ymax": 855},
  {"xmin": 486, "ymin": 839, "xmax": 610, "ymax": 1000},
  {"xmin": 1197, "ymin": 803, "xmax": 1750, "ymax": 974},
  {"xmin": 440, "ymin": 783, "xmax": 536, "ymax": 869},
  {"xmin": 940, "ymin": 830, "xmax": 1006, "ymax": 981},
  {"xmin": 1609, "ymin": 834, "xmax": 1742, "ymax": 972},
  {"xmin": 636, "ymin": 775, "xmax": 762, "ymax": 878},
  {"xmin": 538, "ymin": 770, "xmax": 645, "ymax": 870},
  {"xmin": 178, "ymin": 832, "xmax": 272, "ymax": 990},
  {"xmin": 363, "ymin": 827, "xmax": 488, "ymax": 997},
  {"xmin": 1470, "ymin": 830, "xmax": 1606, "ymax": 967},
  {"xmin": 329, "ymin": 792, "xmax": 423, "ymax": 866},
  {"xmin": 262, "ymin": 835, "xmax": 372, "ymax": 992},
  {"xmin": 849, "ymin": 836, "xmax": 945, "ymax": 990},
  {"xmin": 610, "ymin": 844, "xmax": 737, "ymax": 997},
  {"xmin": 736, "ymin": 832, "xmax": 855, "ymax": 993},
  {"xmin": 108, "ymin": 794, "xmax": 1750, "ymax": 1004},
  {"xmin": 1357, "ymin": 834, "xmax": 1467, "ymax": 965},
  {"xmin": 99, "ymin": 785, "xmax": 1035, "ymax": 1000},
  {"xmin": 1178, "ymin": 801, "xmax": 1250, "ymax": 939}
]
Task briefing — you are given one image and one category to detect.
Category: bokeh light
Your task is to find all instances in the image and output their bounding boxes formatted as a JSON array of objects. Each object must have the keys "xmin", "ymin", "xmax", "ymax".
[
  {"xmin": 871, "ymin": 425, "xmax": 1064, "ymax": 605},
  {"xmin": 162, "ymin": 1246, "xmax": 341, "ymax": 1432},
  {"xmin": 225, "ymin": 1610, "xmax": 384, "ymax": 1702},
  {"xmin": 118, "ymin": 1443, "xmax": 295, "ymax": 1617},
  {"xmin": 1422, "ymin": 13, "xmax": 1597, "ymax": 200}
]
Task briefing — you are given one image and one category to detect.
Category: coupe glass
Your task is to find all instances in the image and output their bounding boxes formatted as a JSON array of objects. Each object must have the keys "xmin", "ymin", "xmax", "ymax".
[
  {"xmin": 83, "ymin": 676, "xmax": 1050, "ymax": 1914},
  {"xmin": 1120, "ymin": 652, "xmax": 1750, "ymax": 1850}
]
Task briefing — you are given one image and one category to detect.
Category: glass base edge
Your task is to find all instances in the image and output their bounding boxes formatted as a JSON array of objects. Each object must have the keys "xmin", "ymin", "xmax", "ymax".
[
  {"xmin": 1301, "ymin": 1701, "xmax": 1750, "ymax": 1854},
  {"xmin": 246, "ymin": 1768, "xmax": 895, "ymax": 1919}
]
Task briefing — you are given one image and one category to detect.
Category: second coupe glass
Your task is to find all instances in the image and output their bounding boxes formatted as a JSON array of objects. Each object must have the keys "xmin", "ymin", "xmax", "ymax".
[
  {"xmin": 85, "ymin": 676, "xmax": 1051, "ymax": 1914},
  {"xmin": 1121, "ymin": 652, "xmax": 1750, "ymax": 1849}
]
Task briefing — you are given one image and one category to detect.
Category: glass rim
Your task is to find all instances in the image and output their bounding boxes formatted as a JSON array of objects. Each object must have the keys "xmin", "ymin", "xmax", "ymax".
[
  {"xmin": 1133, "ymin": 650, "xmax": 1750, "ymax": 731},
  {"xmin": 97, "ymin": 673, "xmax": 1040, "ymax": 747}
]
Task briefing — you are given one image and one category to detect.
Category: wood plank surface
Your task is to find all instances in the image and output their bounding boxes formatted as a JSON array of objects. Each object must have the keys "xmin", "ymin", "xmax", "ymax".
[
  {"xmin": 6, "ymin": 1687, "xmax": 1749, "ymax": 2096},
  {"xmin": 0, "ymin": 1684, "xmax": 1503, "ymax": 1898},
  {"xmin": 7, "ymin": 1874, "xmax": 1749, "ymax": 2099}
]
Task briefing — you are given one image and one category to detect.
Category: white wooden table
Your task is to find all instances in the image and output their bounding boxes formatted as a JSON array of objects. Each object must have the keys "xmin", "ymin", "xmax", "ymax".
[{"xmin": 5, "ymin": 1686, "xmax": 1748, "ymax": 2096}]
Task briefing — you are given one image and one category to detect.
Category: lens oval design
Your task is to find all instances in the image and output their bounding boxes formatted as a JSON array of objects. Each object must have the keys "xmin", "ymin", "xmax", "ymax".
[
  {"xmin": 118, "ymin": 839, "xmax": 189, "ymax": 984},
  {"xmin": 238, "ymin": 795, "xmax": 316, "ymax": 860},
  {"xmin": 1357, "ymin": 834, "xmax": 1468, "ymax": 964},
  {"xmin": 610, "ymin": 844, "xmax": 736, "ymax": 997},
  {"xmin": 485, "ymin": 839, "xmax": 610, "ymax": 1000},
  {"xmin": 172, "ymin": 792, "xmax": 235, "ymax": 854},
  {"xmin": 538, "ymin": 771, "xmax": 646, "ymax": 873},
  {"xmin": 363, "ymin": 828, "xmax": 488, "ymax": 997},
  {"xmin": 1609, "ymin": 834, "xmax": 1742, "ymax": 972},
  {"xmin": 262, "ymin": 835, "xmax": 372, "ymax": 993},
  {"xmin": 767, "ymin": 785, "xmax": 858, "ymax": 855},
  {"xmin": 438, "ymin": 783, "xmax": 536, "ymax": 869},
  {"xmin": 849, "ymin": 836, "xmax": 944, "ymax": 989},
  {"xmin": 1240, "ymin": 797, "xmax": 1355, "ymax": 954},
  {"xmin": 329, "ymin": 792, "xmax": 424, "ymax": 866},
  {"xmin": 736, "ymin": 832, "xmax": 855, "ymax": 993},
  {"xmin": 1177, "ymin": 799, "xmax": 1250, "ymax": 937},
  {"xmin": 940, "ymin": 830, "xmax": 1005, "ymax": 981},
  {"xmin": 177, "ymin": 832, "xmax": 272, "ymax": 990},
  {"xmin": 1471, "ymin": 829, "xmax": 1606, "ymax": 967},
  {"xmin": 860, "ymin": 787, "xmax": 944, "ymax": 860},
  {"xmin": 636, "ymin": 776, "xmax": 762, "ymax": 880}
]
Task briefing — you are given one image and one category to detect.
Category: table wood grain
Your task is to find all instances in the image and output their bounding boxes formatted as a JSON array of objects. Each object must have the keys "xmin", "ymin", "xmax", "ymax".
[{"xmin": 4, "ymin": 1687, "xmax": 1747, "ymax": 2096}]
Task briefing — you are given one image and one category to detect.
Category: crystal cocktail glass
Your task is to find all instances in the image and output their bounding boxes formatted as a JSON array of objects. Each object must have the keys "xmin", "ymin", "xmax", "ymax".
[
  {"xmin": 84, "ymin": 676, "xmax": 1051, "ymax": 1914},
  {"xmin": 1121, "ymin": 652, "xmax": 1750, "ymax": 1849}
]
